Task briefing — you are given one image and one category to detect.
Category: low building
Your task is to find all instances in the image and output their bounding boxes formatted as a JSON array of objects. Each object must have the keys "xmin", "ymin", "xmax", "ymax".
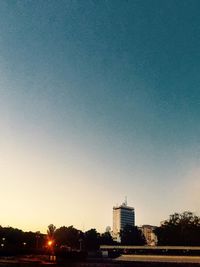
[{"xmin": 140, "ymin": 225, "xmax": 157, "ymax": 246}]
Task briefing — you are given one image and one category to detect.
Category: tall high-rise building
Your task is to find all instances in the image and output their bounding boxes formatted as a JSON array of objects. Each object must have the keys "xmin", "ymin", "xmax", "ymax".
[{"xmin": 112, "ymin": 200, "xmax": 135, "ymax": 242}]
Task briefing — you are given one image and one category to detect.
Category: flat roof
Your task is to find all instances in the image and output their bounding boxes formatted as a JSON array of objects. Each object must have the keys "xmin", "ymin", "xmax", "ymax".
[
  {"xmin": 113, "ymin": 205, "xmax": 134, "ymax": 211},
  {"xmin": 100, "ymin": 245, "xmax": 200, "ymax": 250}
]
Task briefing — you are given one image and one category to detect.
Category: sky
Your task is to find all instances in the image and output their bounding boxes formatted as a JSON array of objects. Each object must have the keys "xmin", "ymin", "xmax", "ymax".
[{"xmin": 0, "ymin": 0, "xmax": 200, "ymax": 233}]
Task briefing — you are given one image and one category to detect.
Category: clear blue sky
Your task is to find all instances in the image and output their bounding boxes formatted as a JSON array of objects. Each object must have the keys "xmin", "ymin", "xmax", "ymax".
[{"xmin": 0, "ymin": 0, "xmax": 200, "ymax": 233}]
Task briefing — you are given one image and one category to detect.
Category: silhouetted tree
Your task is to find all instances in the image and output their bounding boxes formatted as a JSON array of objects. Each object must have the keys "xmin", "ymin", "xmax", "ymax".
[
  {"xmin": 0, "ymin": 226, "xmax": 46, "ymax": 255},
  {"xmin": 22, "ymin": 231, "xmax": 35, "ymax": 248},
  {"xmin": 0, "ymin": 227, "xmax": 23, "ymax": 247},
  {"xmin": 47, "ymin": 224, "xmax": 56, "ymax": 240},
  {"xmin": 55, "ymin": 226, "xmax": 81, "ymax": 249},
  {"xmin": 155, "ymin": 211, "xmax": 200, "ymax": 245},
  {"xmin": 100, "ymin": 231, "xmax": 114, "ymax": 245},
  {"xmin": 35, "ymin": 231, "xmax": 42, "ymax": 250},
  {"xmin": 84, "ymin": 229, "xmax": 100, "ymax": 251},
  {"xmin": 120, "ymin": 225, "xmax": 146, "ymax": 245}
]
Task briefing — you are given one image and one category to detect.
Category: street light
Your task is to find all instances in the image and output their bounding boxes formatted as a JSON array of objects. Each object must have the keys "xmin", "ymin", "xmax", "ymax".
[
  {"xmin": 47, "ymin": 240, "xmax": 53, "ymax": 247},
  {"xmin": 1, "ymin": 238, "xmax": 5, "ymax": 249},
  {"xmin": 47, "ymin": 240, "xmax": 55, "ymax": 261}
]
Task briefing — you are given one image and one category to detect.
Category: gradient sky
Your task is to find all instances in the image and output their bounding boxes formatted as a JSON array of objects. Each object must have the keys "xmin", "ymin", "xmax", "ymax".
[{"xmin": 0, "ymin": 0, "xmax": 200, "ymax": 233}]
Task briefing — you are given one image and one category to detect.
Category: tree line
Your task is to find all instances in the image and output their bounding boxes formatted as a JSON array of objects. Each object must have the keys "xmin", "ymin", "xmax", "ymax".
[
  {"xmin": 1, "ymin": 211, "xmax": 200, "ymax": 254},
  {"xmin": 0, "ymin": 225, "xmax": 114, "ymax": 253},
  {"xmin": 49, "ymin": 224, "xmax": 146, "ymax": 249},
  {"xmin": 47, "ymin": 224, "xmax": 114, "ymax": 251},
  {"xmin": 0, "ymin": 223, "xmax": 145, "ymax": 254},
  {"xmin": 155, "ymin": 211, "xmax": 200, "ymax": 246}
]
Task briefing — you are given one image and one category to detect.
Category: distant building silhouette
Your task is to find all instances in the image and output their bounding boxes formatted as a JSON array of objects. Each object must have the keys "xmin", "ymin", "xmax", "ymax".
[{"xmin": 112, "ymin": 200, "xmax": 135, "ymax": 242}]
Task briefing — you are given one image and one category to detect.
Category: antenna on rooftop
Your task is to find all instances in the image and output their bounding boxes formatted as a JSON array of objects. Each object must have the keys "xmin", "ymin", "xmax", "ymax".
[{"xmin": 125, "ymin": 196, "xmax": 127, "ymax": 206}]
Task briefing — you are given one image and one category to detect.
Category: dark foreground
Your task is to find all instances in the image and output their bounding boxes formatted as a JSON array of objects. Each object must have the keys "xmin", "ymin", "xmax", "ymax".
[{"xmin": 1, "ymin": 255, "xmax": 200, "ymax": 267}]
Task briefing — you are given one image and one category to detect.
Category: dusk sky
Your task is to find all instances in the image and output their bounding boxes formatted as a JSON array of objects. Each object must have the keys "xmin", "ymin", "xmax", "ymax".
[{"xmin": 1, "ymin": 0, "xmax": 200, "ymax": 233}]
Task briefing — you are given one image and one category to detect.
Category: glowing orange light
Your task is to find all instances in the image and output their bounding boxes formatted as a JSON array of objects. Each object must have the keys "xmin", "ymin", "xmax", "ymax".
[{"xmin": 47, "ymin": 240, "xmax": 53, "ymax": 246}]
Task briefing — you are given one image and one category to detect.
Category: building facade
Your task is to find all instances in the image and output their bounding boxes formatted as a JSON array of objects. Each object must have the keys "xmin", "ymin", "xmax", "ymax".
[
  {"xmin": 140, "ymin": 225, "xmax": 157, "ymax": 246},
  {"xmin": 112, "ymin": 202, "xmax": 135, "ymax": 242}
]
